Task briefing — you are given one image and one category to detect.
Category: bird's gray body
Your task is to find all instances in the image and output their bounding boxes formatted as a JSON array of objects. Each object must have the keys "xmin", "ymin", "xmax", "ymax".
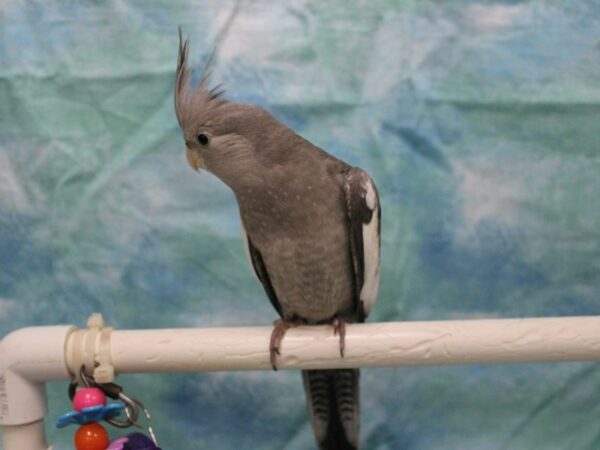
[
  {"xmin": 174, "ymin": 30, "xmax": 380, "ymax": 450},
  {"xmin": 237, "ymin": 145, "xmax": 355, "ymax": 323}
]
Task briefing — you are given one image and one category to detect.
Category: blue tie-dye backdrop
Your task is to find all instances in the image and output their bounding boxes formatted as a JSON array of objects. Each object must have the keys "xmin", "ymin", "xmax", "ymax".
[{"xmin": 1, "ymin": 1, "xmax": 599, "ymax": 449}]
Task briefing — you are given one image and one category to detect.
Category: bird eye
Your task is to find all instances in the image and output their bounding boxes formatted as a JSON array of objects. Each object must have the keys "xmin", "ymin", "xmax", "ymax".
[{"xmin": 197, "ymin": 133, "xmax": 209, "ymax": 146}]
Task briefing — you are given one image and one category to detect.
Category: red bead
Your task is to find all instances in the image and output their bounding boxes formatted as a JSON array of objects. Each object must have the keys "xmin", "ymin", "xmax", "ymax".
[
  {"xmin": 74, "ymin": 423, "xmax": 109, "ymax": 450},
  {"xmin": 73, "ymin": 387, "xmax": 106, "ymax": 411}
]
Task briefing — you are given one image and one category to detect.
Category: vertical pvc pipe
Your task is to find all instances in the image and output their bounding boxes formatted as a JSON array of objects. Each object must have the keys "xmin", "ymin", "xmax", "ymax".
[
  {"xmin": 0, "ymin": 325, "xmax": 74, "ymax": 450},
  {"xmin": 1, "ymin": 419, "xmax": 51, "ymax": 450}
]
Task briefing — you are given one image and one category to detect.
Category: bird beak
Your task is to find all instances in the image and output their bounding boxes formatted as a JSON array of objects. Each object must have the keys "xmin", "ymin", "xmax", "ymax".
[{"xmin": 186, "ymin": 146, "xmax": 203, "ymax": 171}]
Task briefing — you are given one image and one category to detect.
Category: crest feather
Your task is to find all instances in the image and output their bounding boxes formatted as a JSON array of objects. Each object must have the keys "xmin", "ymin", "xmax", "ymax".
[{"xmin": 174, "ymin": 27, "xmax": 227, "ymax": 130}]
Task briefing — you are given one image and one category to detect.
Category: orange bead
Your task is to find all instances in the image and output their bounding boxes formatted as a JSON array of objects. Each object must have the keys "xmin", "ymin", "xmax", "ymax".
[{"xmin": 74, "ymin": 423, "xmax": 109, "ymax": 450}]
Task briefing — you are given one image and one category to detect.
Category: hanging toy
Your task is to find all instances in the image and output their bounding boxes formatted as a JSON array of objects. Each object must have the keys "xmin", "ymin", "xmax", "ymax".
[{"xmin": 57, "ymin": 366, "xmax": 162, "ymax": 450}]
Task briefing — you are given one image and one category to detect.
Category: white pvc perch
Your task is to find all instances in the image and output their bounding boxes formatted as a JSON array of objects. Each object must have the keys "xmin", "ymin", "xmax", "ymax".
[{"xmin": 1, "ymin": 316, "xmax": 600, "ymax": 450}]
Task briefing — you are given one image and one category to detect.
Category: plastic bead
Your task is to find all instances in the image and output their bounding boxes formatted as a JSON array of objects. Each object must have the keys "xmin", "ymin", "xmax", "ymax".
[
  {"xmin": 73, "ymin": 387, "xmax": 107, "ymax": 411},
  {"xmin": 74, "ymin": 423, "xmax": 109, "ymax": 450}
]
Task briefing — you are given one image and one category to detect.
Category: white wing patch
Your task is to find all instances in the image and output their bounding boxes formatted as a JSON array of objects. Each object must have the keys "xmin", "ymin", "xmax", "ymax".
[
  {"xmin": 360, "ymin": 177, "xmax": 380, "ymax": 316},
  {"xmin": 365, "ymin": 180, "xmax": 377, "ymax": 210}
]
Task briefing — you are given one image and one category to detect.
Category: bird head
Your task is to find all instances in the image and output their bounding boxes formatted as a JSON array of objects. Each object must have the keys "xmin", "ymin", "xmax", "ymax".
[{"xmin": 174, "ymin": 29, "xmax": 291, "ymax": 191}]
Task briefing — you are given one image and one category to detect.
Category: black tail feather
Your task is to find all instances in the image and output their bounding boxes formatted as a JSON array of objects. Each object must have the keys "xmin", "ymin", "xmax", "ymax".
[{"xmin": 303, "ymin": 369, "xmax": 360, "ymax": 450}]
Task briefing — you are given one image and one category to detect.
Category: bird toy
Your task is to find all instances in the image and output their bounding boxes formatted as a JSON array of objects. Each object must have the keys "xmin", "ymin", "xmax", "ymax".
[{"xmin": 57, "ymin": 367, "xmax": 161, "ymax": 450}]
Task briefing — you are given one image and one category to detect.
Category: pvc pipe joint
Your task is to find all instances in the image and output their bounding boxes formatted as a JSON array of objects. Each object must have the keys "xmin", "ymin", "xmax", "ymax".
[{"xmin": 0, "ymin": 325, "xmax": 75, "ymax": 426}]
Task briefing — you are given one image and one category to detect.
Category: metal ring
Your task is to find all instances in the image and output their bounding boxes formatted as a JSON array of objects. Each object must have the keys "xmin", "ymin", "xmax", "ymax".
[
  {"xmin": 69, "ymin": 366, "xmax": 94, "ymax": 400},
  {"xmin": 80, "ymin": 366, "xmax": 95, "ymax": 388},
  {"xmin": 105, "ymin": 392, "xmax": 139, "ymax": 428},
  {"xmin": 136, "ymin": 399, "xmax": 158, "ymax": 444}
]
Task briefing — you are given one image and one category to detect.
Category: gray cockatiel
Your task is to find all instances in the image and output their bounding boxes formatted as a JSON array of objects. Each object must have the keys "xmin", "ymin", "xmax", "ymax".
[{"xmin": 174, "ymin": 31, "xmax": 380, "ymax": 450}]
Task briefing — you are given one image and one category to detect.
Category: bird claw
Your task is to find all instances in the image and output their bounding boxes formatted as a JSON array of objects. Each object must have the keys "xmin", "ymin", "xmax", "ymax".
[
  {"xmin": 269, "ymin": 319, "xmax": 297, "ymax": 370},
  {"xmin": 332, "ymin": 317, "xmax": 346, "ymax": 358}
]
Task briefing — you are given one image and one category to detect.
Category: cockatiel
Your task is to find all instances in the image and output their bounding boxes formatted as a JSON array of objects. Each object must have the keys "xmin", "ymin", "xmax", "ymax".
[{"xmin": 174, "ymin": 30, "xmax": 380, "ymax": 450}]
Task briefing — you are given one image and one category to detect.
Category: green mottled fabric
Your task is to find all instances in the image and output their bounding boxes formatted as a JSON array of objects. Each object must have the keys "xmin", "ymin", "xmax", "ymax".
[{"xmin": 1, "ymin": 1, "xmax": 599, "ymax": 449}]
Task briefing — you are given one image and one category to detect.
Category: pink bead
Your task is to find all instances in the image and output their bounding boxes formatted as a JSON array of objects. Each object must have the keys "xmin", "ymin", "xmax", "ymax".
[{"xmin": 72, "ymin": 387, "xmax": 107, "ymax": 411}]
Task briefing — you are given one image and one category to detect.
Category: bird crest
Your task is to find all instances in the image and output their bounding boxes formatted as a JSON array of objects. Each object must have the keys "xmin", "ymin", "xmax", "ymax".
[{"xmin": 174, "ymin": 27, "xmax": 227, "ymax": 131}]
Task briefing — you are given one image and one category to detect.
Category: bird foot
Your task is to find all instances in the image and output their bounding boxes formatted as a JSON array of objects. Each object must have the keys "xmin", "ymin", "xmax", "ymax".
[
  {"xmin": 331, "ymin": 317, "xmax": 346, "ymax": 358},
  {"xmin": 269, "ymin": 319, "xmax": 302, "ymax": 370},
  {"xmin": 269, "ymin": 317, "xmax": 347, "ymax": 369}
]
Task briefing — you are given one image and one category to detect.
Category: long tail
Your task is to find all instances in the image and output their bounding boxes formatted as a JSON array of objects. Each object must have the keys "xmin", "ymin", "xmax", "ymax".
[{"xmin": 302, "ymin": 369, "xmax": 360, "ymax": 450}]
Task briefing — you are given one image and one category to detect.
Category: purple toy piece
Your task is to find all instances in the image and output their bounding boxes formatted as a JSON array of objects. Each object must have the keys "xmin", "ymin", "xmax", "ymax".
[
  {"xmin": 106, "ymin": 437, "xmax": 129, "ymax": 450},
  {"xmin": 123, "ymin": 432, "xmax": 162, "ymax": 450}
]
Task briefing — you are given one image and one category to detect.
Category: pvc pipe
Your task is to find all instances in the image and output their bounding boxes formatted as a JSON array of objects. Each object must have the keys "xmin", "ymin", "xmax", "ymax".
[
  {"xmin": 1, "ymin": 420, "xmax": 52, "ymax": 450},
  {"xmin": 1, "ymin": 317, "xmax": 599, "ymax": 450},
  {"xmin": 0, "ymin": 326, "xmax": 73, "ymax": 450},
  {"xmin": 0, "ymin": 326, "xmax": 75, "ymax": 425},
  {"xmin": 66, "ymin": 317, "xmax": 600, "ymax": 374}
]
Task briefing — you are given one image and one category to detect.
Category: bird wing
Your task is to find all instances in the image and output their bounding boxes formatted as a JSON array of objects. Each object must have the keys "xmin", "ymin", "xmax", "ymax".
[
  {"xmin": 303, "ymin": 168, "xmax": 380, "ymax": 449},
  {"xmin": 342, "ymin": 167, "xmax": 381, "ymax": 321},
  {"xmin": 240, "ymin": 222, "xmax": 283, "ymax": 317}
]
